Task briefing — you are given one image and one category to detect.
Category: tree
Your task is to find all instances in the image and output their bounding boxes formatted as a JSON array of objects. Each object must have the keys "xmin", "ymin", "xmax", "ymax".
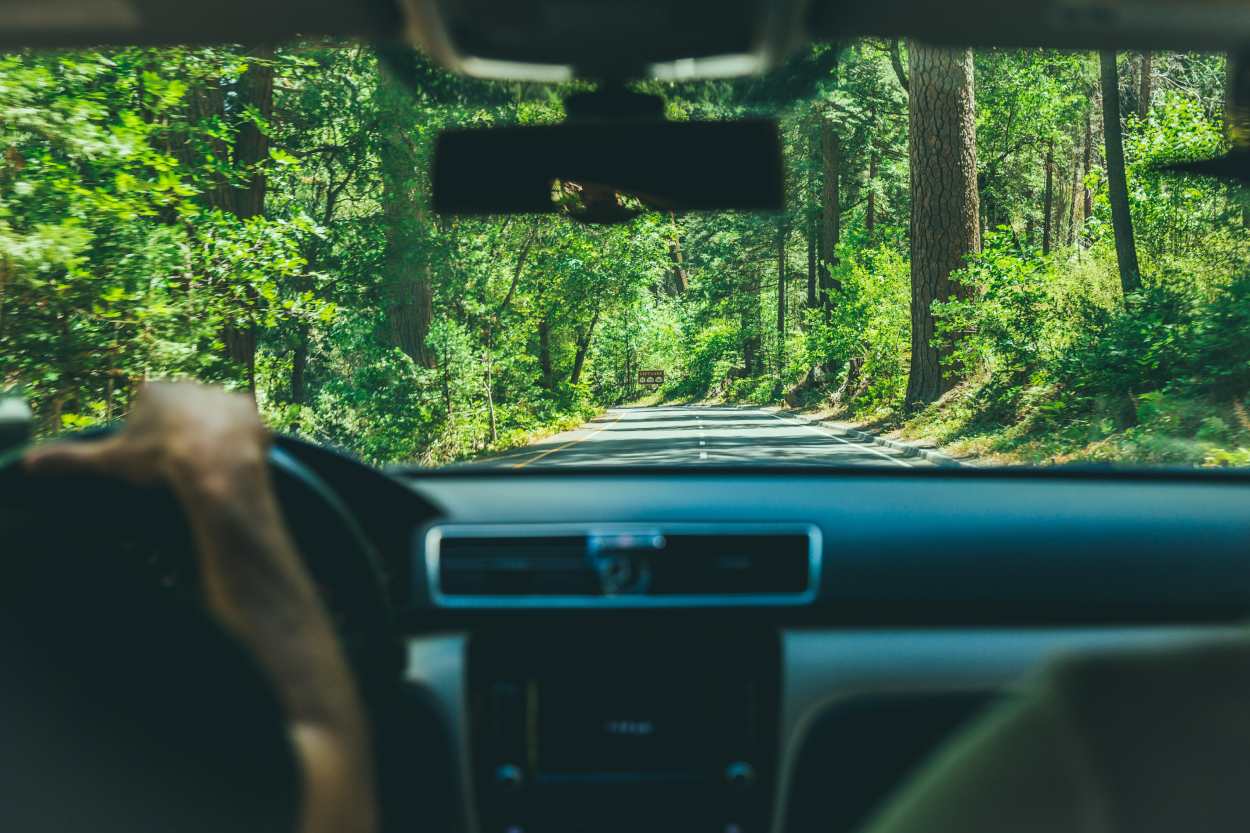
[
  {"xmin": 819, "ymin": 112, "xmax": 841, "ymax": 314},
  {"xmin": 377, "ymin": 56, "xmax": 436, "ymax": 368},
  {"xmin": 224, "ymin": 45, "xmax": 277, "ymax": 391},
  {"xmin": 1042, "ymin": 138, "xmax": 1054, "ymax": 254},
  {"xmin": 1099, "ymin": 51, "xmax": 1142, "ymax": 297},
  {"xmin": 904, "ymin": 42, "xmax": 980, "ymax": 408},
  {"xmin": 1083, "ymin": 111, "xmax": 1094, "ymax": 221},
  {"xmin": 777, "ymin": 223, "xmax": 787, "ymax": 368}
]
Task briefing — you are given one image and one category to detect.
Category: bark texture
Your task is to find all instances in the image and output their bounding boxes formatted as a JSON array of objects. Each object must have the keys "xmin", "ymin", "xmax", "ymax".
[
  {"xmin": 499, "ymin": 224, "xmax": 537, "ymax": 316},
  {"xmin": 1042, "ymin": 138, "xmax": 1054, "ymax": 255},
  {"xmin": 889, "ymin": 39, "xmax": 909, "ymax": 93},
  {"xmin": 820, "ymin": 114, "xmax": 842, "ymax": 311},
  {"xmin": 866, "ymin": 134, "xmax": 878, "ymax": 243},
  {"xmin": 182, "ymin": 45, "xmax": 274, "ymax": 391},
  {"xmin": 776, "ymin": 226, "xmax": 786, "ymax": 365},
  {"xmin": 667, "ymin": 214, "xmax": 688, "ymax": 295},
  {"xmin": 292, "ymin": 342, "xmax": 307, "ymax": 406},
  {"xmin": 1224, "ymin": 52, "xmax": 1250, "ymax": 226},
  {"xmin": 538, "ymin": 319, "xmax": 553, "ymax": 386},
  {"xmin": 233, "ymin": 46, "xmax": 275, "ymax": 221},
  {"xmin": 569, "ymin": 311, "xmax": 599, "ymax": 386},
  {"xmin": 379, "ymin": 57, "xmax": 436, "ymax": 368},
  {"xmin": 1083, "ymin": 112, "xmax": 1094, "ymax": 220},
  {"xmin": 904, "ymin": 42, "xmax": 980, "ymax": 409},
  {"xmin": 1068, "ymin": 158, "xmax": 1079, "ymax": 246},
  {"xmin": 1100, "ymin": 51, "xmax": 1143, "ymax": 297},
  {"xmin": 1226, "ymin": 51, "xmax": 1249, "ymax": 146},
  {"xmin": 806, "ymin": 223, "xmax": 817, "ymax": 308},
  {"xmin": 1139, "ymin": 51, "xmax": 1152, "ymax": 121},
  {"xmin": 742, "ymin": 271, "xmax": 760, "ymax": 377}
]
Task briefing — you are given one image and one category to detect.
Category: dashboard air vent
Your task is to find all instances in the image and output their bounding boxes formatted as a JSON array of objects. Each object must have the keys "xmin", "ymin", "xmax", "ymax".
[
  {"xmin": 424, "ymin": 523, "xmax": 820, "ymax": 608},
  {"xmin": 438, "ymin": 536, "xmax": 594, "ymax": 596}
]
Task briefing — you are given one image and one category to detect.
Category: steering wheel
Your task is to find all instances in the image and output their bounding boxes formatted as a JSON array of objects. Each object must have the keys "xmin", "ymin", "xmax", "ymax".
[
  {"xmin": 0, "ymin": 438, "xmax": 396, "ymax": 689},
  {"xmin": 0, "ymin": 436, "xmax": 400, "ymax": 829}
]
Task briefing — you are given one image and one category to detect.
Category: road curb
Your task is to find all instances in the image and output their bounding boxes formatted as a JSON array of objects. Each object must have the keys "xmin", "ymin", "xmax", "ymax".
[{"xmin": 753, "ymin": 407, "xmax": 971, "ymax": 468}]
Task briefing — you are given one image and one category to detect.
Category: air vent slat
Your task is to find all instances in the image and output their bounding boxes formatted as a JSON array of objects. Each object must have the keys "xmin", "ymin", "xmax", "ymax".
[
  {"xmin": 427, "ymin": 524, "xmax": 819, "ymax": 607},
  {"xmin": 438, "ymin": 535, "xmax": 593, "ymax": 596}
]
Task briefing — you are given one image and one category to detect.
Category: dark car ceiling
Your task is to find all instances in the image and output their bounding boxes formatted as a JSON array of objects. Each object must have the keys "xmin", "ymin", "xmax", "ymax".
[
  {"xmin": 2, "ymin": 0, "xmax": 1246, "ymax": 76},
  {"xmin": 0, "ymin": 0, "xmax": 401, "ymax": 49},
  {"xmin": 816, "ymin": 0, "xmax": 1250, "ymax": 52}
]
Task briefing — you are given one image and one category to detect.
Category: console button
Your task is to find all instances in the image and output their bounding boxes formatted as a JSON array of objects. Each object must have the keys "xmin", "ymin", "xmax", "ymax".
[
  {"xmin": 495, "ymin": 764, "xmax": 525, "ymax": 795},
  {"xmin": 724, "ymin": 761, "xmax": 756, "ymax": 793}
]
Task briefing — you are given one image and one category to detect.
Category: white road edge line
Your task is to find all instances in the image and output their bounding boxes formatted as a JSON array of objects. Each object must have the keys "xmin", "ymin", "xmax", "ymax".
[{"xmin": 761, "ymin": 410, "xmax": 914, "ymax": 468}]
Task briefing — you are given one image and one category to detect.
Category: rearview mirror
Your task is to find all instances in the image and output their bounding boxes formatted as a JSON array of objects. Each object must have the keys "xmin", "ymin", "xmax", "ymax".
[{"xmin": 431, "ymin": 120, "xmax": 784, "ymax": 223}]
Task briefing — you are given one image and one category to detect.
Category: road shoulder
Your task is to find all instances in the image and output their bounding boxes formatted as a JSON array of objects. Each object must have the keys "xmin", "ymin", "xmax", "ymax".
[{"xmin": 755, "ymin": 406, "xmax": 974, "ymax": 468}]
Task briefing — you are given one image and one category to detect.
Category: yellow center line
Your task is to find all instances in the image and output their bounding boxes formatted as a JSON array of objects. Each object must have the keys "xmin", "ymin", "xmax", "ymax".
[{"xmin": 513, "ymin": 412, "xmax": 625, "ymax": 469}]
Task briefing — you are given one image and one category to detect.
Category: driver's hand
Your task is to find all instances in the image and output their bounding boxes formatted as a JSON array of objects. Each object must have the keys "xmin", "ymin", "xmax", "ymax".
[
  {"xmin": 23, "ymin": 381, "xmax": 269, "ymax": 497},
  {"xmin": 22, "ymin": 381, "xmax": 377, "ymax": 833}
]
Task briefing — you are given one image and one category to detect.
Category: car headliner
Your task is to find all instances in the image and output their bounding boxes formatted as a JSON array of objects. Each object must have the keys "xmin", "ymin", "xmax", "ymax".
[{"xmin": 1, "ymin": 0, "xmax": 1246, "ymax": 80}]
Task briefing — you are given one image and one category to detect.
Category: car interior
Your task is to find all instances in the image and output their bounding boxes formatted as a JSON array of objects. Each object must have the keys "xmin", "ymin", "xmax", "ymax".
[{"xmin": 4, "ymin": 1, "xmax": 1250, "ymax": 832}]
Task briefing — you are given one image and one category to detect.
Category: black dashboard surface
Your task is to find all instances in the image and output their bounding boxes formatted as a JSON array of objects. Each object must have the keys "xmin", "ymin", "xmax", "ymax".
[
  {"xmin": 384, "ymin": 466, "xmax": 1250, "ymax": 833},
  {"xmin": 398, "ymin": 467, "xmax": 1250, "ymax": 626}
]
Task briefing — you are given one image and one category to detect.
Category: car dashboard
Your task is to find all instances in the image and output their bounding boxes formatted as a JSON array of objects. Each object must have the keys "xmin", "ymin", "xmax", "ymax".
[{"xmin": 300, "ymin": 452, "xmax": 1250, "ymax": 833}]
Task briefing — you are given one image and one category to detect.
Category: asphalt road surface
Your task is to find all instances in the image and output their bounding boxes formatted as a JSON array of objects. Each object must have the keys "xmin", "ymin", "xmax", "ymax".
[{"xmin": 485, "ymin": 405, "xmax": 936, "ymax": 468}]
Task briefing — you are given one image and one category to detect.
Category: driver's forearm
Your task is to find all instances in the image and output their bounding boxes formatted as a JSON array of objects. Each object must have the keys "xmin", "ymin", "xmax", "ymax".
[{"xmin": 172, "ymin": 458, "xmax": 376, "ymax": 833}]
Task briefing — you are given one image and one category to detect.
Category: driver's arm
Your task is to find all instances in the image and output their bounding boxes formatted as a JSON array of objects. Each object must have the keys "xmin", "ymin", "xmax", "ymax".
[{"xmin": 24, "ymin": 382, "xmax": 376, "ymax": 833}]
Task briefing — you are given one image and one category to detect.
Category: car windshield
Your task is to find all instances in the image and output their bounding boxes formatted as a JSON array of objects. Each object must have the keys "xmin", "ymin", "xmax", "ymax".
[{"xmin": 0, "ymin": 43, "xmax": 1241, "ymax": 470}]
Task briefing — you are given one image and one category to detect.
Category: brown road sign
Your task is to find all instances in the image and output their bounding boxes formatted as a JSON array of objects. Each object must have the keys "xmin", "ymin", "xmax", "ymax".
[{"xmin": 638, "ymin": 370, "xmax": 664, "ymax": 389}]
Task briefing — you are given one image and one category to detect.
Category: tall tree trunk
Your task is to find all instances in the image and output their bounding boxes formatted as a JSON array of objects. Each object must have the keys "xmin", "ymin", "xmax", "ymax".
[
  {"xmin": 499, "ymin": 223, "xmax": 537, "ymax": 316},
  {"xmin": 180, "ymin": 46, "xmax": 275, "ymax": 391},
  {"xmin": 889, "ymin": 38, "xmax": 909, "ymax": 92},
  {"xmin": 820, "ymin": 113, "xmax": 841, "ymax": 315},
  {"xmin": 1068, "ymin": 158, "xmax": 1080, "ymax": 245},
  {"xmin": 1042, "ymin": 138, "xmax": 1054, "ymax": 255},
  {"xmin": 290, "ymin": 340, "xmax": 307, "ymax": 433},
  {"xmin": 743, "ymin": 270, "xmax": 760, "ymax": 376},
  {"xmin": 292, "ymin": 342, "xmax": 307, "ymax": 405},
  {"xmin": 538, "ymin": 318, "xmax": 553, "ymax": 387},
  {"xmin": 866, "ymin": 140, "xmax": 878, "ymax": 244},
  {"xmin": 777, "ymin": 226, "xmax": 786, "ymax": 369},
  {"xmin": 0, "ymin": 259, "xmax": 9, "ymax": 342},
  {"xmin": 667, "ymin": 213, "xmax": 688, "ymax": 295},
  {"xmin": 179, "ymin": 80, "xmax": 232, "ymax": 211},
  {"xmin": 225, "ymin": 45, "xmax": 275, "ymax": 391},
  {"xmin": 569, "ymin": 310, "xmax": 600, "ymax": 385},
  {"xmin": 379, "ymin": 55, "xmax": 437, "ymax": 367},
  {"xmin": 1224, "ymin": 52, "xmax": 1250, "ymax": 226},
  {"xmin": 484, "ymin": 347, "xmax": 497, "ymax": 445},
  {"xmin": 234, "ymin": 45, "xmax": 275, "ymax": 221},
  {"xmin": 1100, "ymin": 51, "xmax": 1143, "ymax": 297},
  {"xmin": 806, "ymin": 221, "xmax": 817, "ymax": 309},
  {"xmin": 904, "ymin": 41, "xmax": 980, "ymax": 409},
  {"xmin": 1024, "ymin": 187, "xmax": 1035, "ymax": 247},
  {"xmin": 1083, "ymin": 111, "xmax": 1094, "ymax": 221},
  {"xmin": 1139, "ymin": 51, "xmax": 1152, "ymax": 121},
  {"xmin": 223, "ymin": 318, "xmax": 257, "ymax": 392}
]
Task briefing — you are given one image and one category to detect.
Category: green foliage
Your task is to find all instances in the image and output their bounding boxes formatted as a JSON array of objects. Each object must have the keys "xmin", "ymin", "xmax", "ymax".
[
  {"xmin": 4, "ymin": 40, "xmax": 1250, "ymax": 470},
  {"xmin": 0, "ymin": 47, "xmax": 321, "ymax": 432},
  {"xmin": 801, "ymin": 246, "xmax": 911, "ymax": 413}
]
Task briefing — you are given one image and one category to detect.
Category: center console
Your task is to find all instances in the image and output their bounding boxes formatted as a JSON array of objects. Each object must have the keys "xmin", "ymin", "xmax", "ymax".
[{"xmin": 468, "ymin": 629, "xmax": 781, "ymax": 833}]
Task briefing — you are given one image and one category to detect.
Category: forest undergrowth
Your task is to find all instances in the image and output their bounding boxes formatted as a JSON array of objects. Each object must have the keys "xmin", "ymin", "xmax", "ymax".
[
  {"xmin": 3, "ymin": 42, "xmax": 1248, "ymax": 469},
  {"xmin": 681, "ymin": 230, "xmax": 1250, "ymax": 468}
]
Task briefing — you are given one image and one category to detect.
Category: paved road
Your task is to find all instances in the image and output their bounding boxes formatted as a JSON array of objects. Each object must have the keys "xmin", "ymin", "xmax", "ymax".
[{"xmin": 486, "ymin": 405, "xmax": 935, "ymax": 468}]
